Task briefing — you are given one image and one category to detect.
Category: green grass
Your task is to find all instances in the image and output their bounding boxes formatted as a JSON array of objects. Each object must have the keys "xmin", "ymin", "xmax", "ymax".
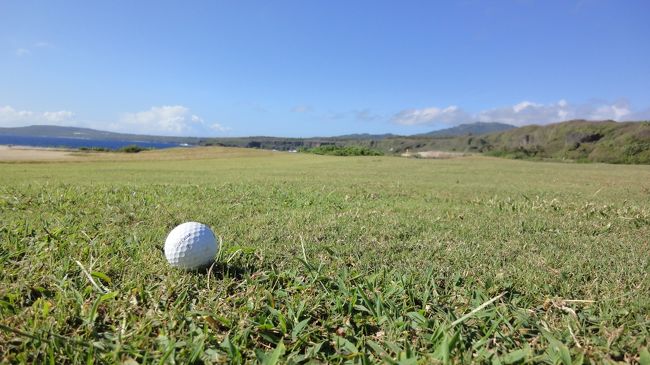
[{"xmin": 1, "ymin": 149, "xmax": 649, "ymax": 364}]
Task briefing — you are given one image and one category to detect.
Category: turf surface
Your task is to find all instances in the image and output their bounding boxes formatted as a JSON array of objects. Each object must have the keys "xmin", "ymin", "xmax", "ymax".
[{"xmin": 1, "ymin": 147, "xmax": 649, "ymax": 363}]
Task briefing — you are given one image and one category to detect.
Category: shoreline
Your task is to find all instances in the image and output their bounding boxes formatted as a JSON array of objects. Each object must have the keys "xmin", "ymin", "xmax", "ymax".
[{"xmin": 0, "ymin": 143, "xmax": 77, "ymax": 151}]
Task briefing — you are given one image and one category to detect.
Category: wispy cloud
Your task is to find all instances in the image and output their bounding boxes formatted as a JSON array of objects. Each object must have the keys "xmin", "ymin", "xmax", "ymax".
[
  {"xmin": 114, "ymin": 105, "xmax": 230, "ymax": 136},
  {"xmin": 210, "ymin": 123, "xmax": 231, "ymax": 132},
  {"xmin": 14, "ymin": 41, "xmax": 55, "ymax": 57},
  {"xmin": 34, "ymin": 41, "xmax": 55, "ymax": 48},
  {"xmin": 627, "ymin": 108, "xmax": 650, "ymax": 121},
  {"xmin": 291, "ymin": 105, "xmax": 313, "ymax": 113},
  {"xmin": 393, "ymin": 100, "xmax": 641, "ymax": 127},
  {"xmin": 0, "ymin": 105, "xmax": 75, "ymax": 126},
  {"xmin": 318, "ymin": 108, "xmax": 383, "ymax": 122},
  {"xmin": 392, "ymin": 106, "xmax": 469, "ymax": 126},
  {"xmin": 353, "ymin": 109, "xmax": 381, "ymax": 122}
]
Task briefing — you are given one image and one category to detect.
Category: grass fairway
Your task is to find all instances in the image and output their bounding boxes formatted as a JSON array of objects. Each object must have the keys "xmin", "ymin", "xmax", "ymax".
[{"xmin": 1, "ymin": 147, "xmax": 649, "ymax": 363}]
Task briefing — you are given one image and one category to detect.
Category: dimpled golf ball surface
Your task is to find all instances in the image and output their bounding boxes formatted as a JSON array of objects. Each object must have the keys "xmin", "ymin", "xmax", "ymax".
[{"xmin": 164, "ymin": 222, "xmax": 218, "ymax": 270}]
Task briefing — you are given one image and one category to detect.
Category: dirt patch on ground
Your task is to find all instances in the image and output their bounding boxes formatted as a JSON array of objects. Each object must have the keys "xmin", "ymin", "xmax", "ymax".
[
  {"xmin": 0, "ymin": 145, "xmax": 78, "ymax": 162},
  {"xmin": 401, "ymin": 150, "xmax": 469, "ymax": 159}
]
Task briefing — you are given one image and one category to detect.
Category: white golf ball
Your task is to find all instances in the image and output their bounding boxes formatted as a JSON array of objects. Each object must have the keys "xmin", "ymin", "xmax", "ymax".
[{"xmin": 164, "ymin": 222, "xmax": 218, "ymax": 270}]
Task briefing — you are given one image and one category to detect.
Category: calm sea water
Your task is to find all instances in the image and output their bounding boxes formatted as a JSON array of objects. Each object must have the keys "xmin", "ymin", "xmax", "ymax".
[{"xmin": 0, "ymin": 134, "xmax": 183, "ymax": 150}]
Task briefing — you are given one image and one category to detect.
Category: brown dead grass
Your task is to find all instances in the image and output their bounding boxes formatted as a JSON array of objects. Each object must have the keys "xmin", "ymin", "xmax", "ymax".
[
  {"xmin": 0, "ymin": 145, "xmax": 77, "ymax": 161},
  {"xmin": 0, "ymin": 145, "xmax": 274, "ymax": 163}
]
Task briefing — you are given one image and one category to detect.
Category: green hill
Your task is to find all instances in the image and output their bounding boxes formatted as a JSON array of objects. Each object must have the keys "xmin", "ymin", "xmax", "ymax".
[
  {"xmin": 366, "ymin": 120, "xmax": 650, "ymax": 164},
  {"xmin": 416, "ymin": 122, "xmax": 515, "ymax": 137},
  {"xmin": 473, "ymin": 120, "xmax": 650, "ymax": 164}
]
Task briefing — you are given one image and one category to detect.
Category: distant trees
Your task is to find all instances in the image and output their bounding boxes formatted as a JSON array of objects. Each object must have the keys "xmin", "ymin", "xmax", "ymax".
[
  {"xmin": 78, "ymin": 145, "xmax": 151, "ymax": 153},
  {"xmin": 299, "ymin": 145, "xmax": 383, "ymax": 156},
  {"xmin": 117, "ymin": 145, "xmax": 151, "ymax": 153}
]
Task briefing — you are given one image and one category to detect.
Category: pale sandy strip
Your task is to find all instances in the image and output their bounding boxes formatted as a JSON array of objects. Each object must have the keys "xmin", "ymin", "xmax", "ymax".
[{"xmin": 0, "ymin": 145, "xmax": 76, "ymax": 161}]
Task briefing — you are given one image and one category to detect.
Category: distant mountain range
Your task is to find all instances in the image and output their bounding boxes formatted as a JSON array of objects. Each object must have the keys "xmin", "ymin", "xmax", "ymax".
[
  {"xmin": 0, "ymin": 125, "xmax": 201, "ymax": 144},
  {"xmin": 0, "ymin": 122, "xmax": 514, "ymax": 141},
  {"xmin": 328, "ymin": 123, "xmax": 516, "ymax": 139},
  {"xmin": 2, "ymin": 120, "xmax": 649, "ymax": 164},
  {"xmin": 415, "ymin": 122, "xmax": 515, "ymax": 137},
  {"xmin": 331, "ymin": 133, "xmax": 397, "ymax": 140}
]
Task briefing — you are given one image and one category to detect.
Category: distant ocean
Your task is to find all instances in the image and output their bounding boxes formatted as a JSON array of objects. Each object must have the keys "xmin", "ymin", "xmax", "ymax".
[{"xmin": 0, "ymin": 134, "xmax": 183, "ymax": 150}]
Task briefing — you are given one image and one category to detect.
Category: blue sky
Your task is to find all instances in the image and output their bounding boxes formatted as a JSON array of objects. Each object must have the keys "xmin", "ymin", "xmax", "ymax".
[{"xmin": 1, "ymin": 0, "xmax": 649, "ymax": 137}]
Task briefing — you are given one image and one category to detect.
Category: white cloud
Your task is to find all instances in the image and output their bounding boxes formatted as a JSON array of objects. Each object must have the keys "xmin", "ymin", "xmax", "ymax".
[
  {"xmin": 393, "ymin": 100, "xmax": 639, "ymax": 127},
  {"xmin": 119, "ymin": 105, "xmax": 190, "ymax": 134},
  {"xmin": 0, "ymin": 105, "xmax": 33, "ymax": 120},
  {"xmin": 477, "ymin": 101, "xmax": 567, "ymax": 126},
  {"xmin": 15, "ymin": 48, "xmax": 30, "ymax": 56},
  {"xmin": 115, "ymin": 105, "xmax": 230, "ymax": 136},
  {"xmin": 44, "ymin": 110, "xmax": 75, "ymax": 123},
  {"xmin": 0, "ymin": 105, "xmax": 75, "ymax": 127},
  {"xmin": 512, "ymin": 101, "xmax": 541, "ymax": 113},
  {"xmin": 477, "ymin": 100, "xmax": 632, "ymax": 126},
  {"xmin": 1, "ymin": 104, "xmax": 229, "ymax": 136},
  {"xmin": 392, "ymin": 105, "xmax": 469, "ymax": 125},
  {"xmin": 210, "ymin": 123, "xmax": 231, "ymax": 132},
  {"xmin": 589, "ymin": 104, "xmax": 630, "ymax": 120}
]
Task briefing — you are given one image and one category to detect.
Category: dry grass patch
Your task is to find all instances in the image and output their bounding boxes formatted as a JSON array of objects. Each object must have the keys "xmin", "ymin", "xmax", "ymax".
[
  {"xmin": 0, "ymin": 145, "xmax": 77, "ymax": 162},
  {"xmin": 0, "ymin": 145, "xmax": 274, "ymax": 163},
  {"xmin": 71, "ymin": 146, "xmax": 275, "ymax": 161}
]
